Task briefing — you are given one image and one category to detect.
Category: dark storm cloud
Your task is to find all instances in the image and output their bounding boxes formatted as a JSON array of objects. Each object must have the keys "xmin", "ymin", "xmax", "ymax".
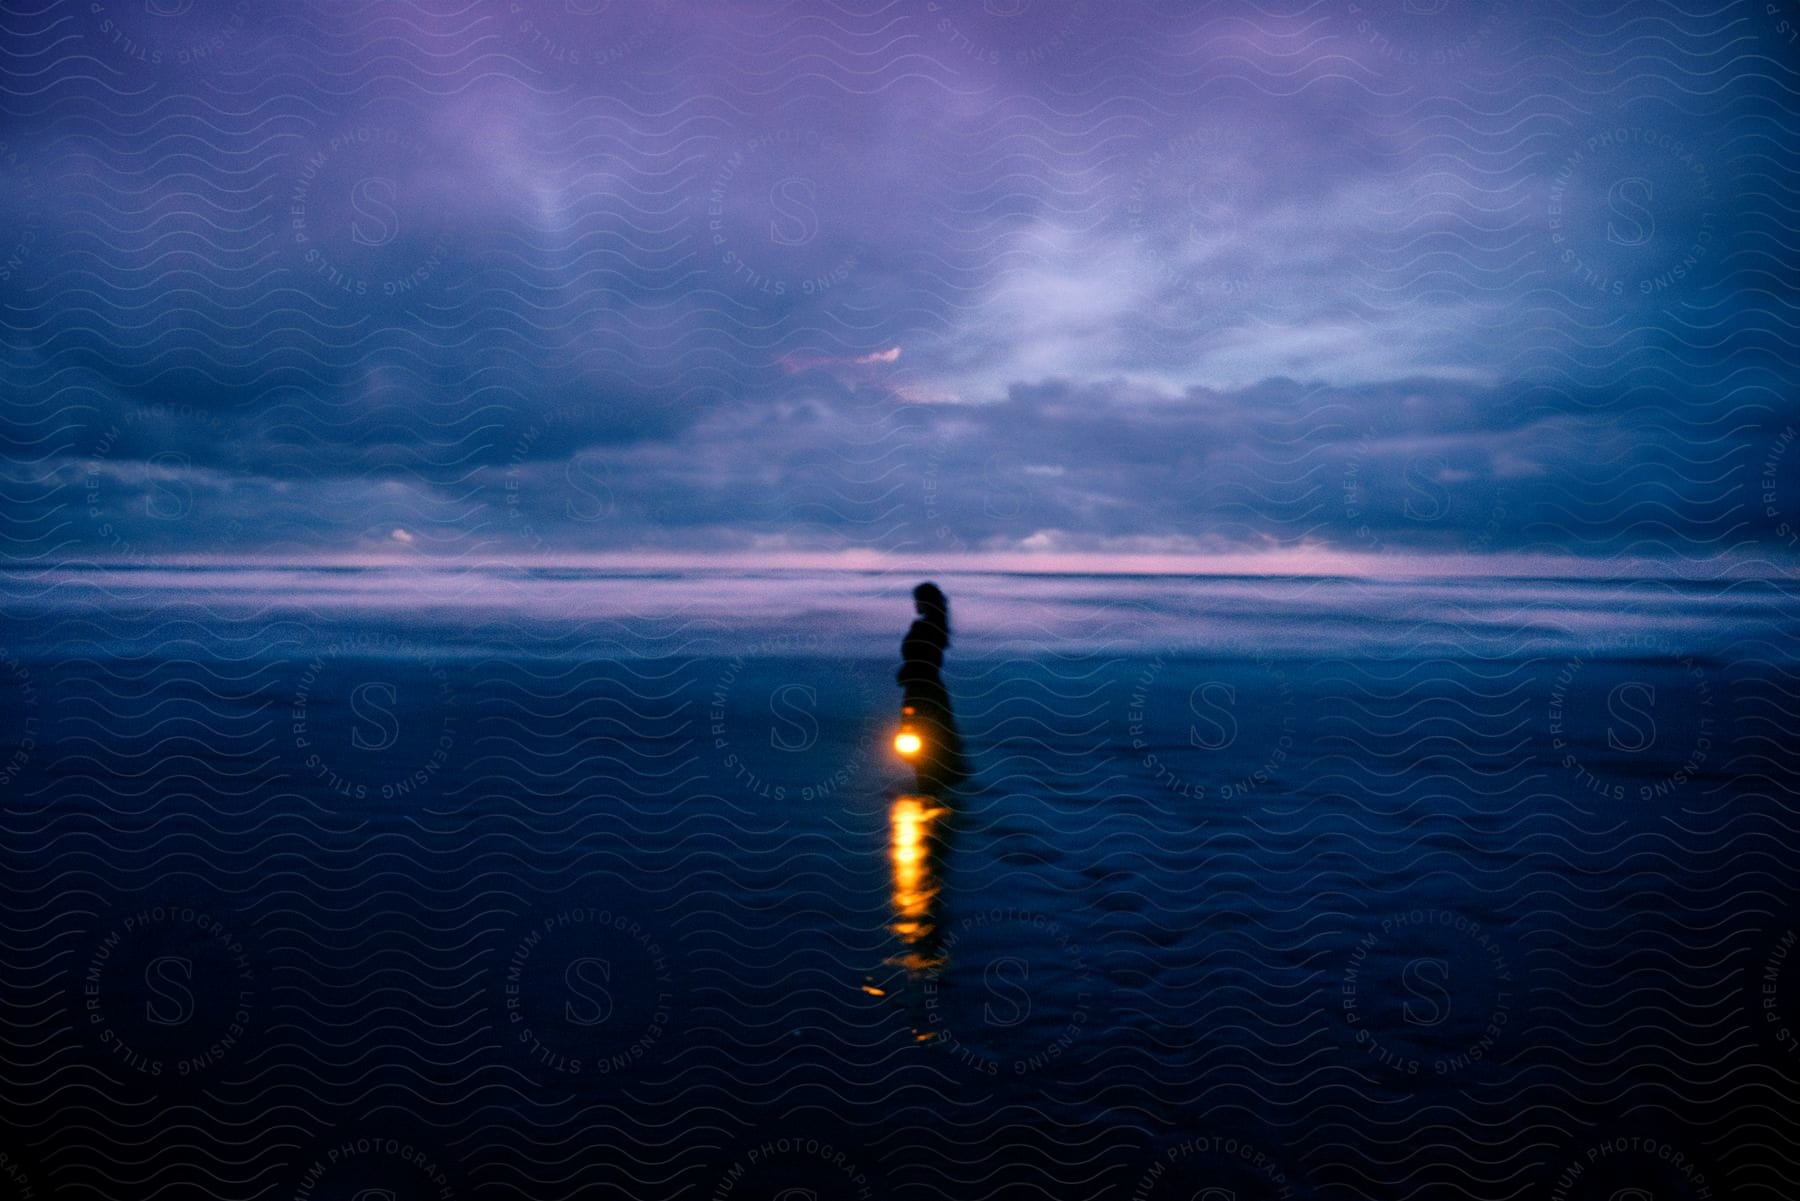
[{"xmin": 2, "ymin": 0, "xmax": 1794, "ymax": 562}]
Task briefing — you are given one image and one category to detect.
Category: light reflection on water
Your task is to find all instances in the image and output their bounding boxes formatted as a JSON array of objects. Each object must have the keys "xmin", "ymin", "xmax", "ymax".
[
  {"xmin": 867, "ymin": 793, "xmax": 955, "ymax": 1041},
  {"xmin": 889, "ymin": 794, "xmax": 949, "ymax": 973}
]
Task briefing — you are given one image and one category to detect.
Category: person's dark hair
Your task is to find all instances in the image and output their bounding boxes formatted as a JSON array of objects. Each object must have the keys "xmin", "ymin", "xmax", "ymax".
[{"xmin": 914, "ymin": 581, "xmax": 950, "ymax": 645}]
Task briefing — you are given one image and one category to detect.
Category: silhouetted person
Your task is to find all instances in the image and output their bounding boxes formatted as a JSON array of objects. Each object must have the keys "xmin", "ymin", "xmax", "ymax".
[{"xmin": 897, "ymin": 581, "xmax": 969, "ymax": 792}]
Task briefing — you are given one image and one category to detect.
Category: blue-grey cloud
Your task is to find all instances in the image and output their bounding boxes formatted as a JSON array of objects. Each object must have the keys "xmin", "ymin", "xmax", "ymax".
[{"xmin": 2, "ymin": 0, "xmax": 1795, "ymax": 564}]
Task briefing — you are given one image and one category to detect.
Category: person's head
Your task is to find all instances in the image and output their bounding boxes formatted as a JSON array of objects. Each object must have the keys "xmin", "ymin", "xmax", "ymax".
[{"xmin": 913, "ymin": 581, "xmax": 949, "ymax": 640}]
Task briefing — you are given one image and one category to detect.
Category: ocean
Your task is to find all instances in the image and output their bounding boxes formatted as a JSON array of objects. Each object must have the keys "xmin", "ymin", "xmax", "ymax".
[{"xmin": 1, "ymin": 565, "xmax": 1795, "ymax": 1200}]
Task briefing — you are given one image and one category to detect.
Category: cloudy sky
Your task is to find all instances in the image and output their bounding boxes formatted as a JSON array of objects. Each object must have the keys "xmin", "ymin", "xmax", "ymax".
[{"xmin": 1, "ymin": 0, "xmax": 1796, "ymax": 568}]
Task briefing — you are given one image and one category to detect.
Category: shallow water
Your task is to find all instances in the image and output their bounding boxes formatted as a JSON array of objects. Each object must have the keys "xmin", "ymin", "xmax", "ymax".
[{"xmin": 1, "ymin": 567, "xmax": 1795, "ymax": 1199}]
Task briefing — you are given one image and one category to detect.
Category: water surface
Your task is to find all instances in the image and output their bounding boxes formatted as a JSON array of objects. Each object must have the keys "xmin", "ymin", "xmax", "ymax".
[{"xmin": 1, "ymin": 566, "xmax": 1793, "ymax": 1199}]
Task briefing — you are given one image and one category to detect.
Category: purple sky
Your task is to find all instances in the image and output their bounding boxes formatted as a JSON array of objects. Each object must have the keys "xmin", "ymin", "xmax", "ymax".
[{"xmin": 1, "ymin": 0, "xmax": 1795, "ymax": 569}]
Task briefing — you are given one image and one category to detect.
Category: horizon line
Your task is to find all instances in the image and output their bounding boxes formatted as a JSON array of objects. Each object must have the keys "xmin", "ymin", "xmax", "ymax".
[{"xmin": 14, "ymin": 547, "xmax": 1799, "ymax": 581}]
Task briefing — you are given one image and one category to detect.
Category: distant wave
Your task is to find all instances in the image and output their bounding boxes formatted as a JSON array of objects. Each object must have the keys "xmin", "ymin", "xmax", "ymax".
[{"xmin": 1, "ymin": 565, "xmax": 1789, "ymax": 665}]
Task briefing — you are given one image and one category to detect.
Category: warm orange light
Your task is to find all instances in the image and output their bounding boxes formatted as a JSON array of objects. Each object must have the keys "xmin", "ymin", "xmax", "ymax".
[
  {"xmin": 890, "ymin": 796, "xmax": 944, "ymax": 933},
  {"xmin": 894, "ymin": 730, "xmax": 922, "ymax": 756},
  {"xmin": 888, "ymin": 795, "xmax": 948, "ymax": 984}
]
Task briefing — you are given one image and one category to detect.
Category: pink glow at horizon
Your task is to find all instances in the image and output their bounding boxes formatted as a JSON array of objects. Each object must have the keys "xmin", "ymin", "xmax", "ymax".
[
  {"xmin": 47, "ymin": 545, "xmax": 1795, "ymax": 581},
  {"xmin": 2, "ymin": 558, "xmax": 1758, "ymax": 667}
]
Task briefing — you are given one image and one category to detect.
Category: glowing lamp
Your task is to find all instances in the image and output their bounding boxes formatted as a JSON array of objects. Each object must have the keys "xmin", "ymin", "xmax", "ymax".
[{"xmin": 894, "ymin": 730, "xmax": 923, "ymax": 757}]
